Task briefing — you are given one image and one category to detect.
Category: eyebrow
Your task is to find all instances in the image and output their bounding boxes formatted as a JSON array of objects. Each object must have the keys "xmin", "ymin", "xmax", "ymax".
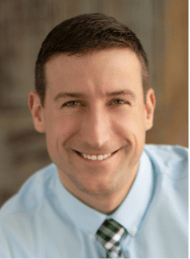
[
  {"xmin": 54, "ymin": 92, "xmax": 86, "ymax": 102},
  {"xmin": 106, "ymin": 90, "xmax": 136, "ymax": 99},
  {"xmin": 54, "ymin": 89, "xmax": 136, "ymax": 102}
]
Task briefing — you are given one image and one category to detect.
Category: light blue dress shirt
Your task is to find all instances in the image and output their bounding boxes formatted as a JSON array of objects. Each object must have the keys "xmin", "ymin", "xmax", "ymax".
[{"xmin": 0, "ymin": 144, "xmax": 188, "ymax": 258}]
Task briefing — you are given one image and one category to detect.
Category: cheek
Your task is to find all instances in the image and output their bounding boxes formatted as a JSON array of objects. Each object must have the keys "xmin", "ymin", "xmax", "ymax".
[
  {"xmin": 112, "ymin": 108, "xmax": 147, "ymax": 148},
  {"xmin": 44, "ymin": 113, "xmax": 80, "ymax": 150},
  {"xmin": 114, "ymin": 109, "xmax": 146, "ymax": 132}
]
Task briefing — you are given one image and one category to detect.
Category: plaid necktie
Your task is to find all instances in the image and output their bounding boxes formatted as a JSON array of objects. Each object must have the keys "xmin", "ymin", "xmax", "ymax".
[{"xmin": 96, "ymin": 218, "xmax": 126, "ymax": 258}]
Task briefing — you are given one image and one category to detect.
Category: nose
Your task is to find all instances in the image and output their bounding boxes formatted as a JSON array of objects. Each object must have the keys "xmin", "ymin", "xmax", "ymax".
[{"xmin": 80, "ymin": 105, "xmax": 111, "ymax": 149}]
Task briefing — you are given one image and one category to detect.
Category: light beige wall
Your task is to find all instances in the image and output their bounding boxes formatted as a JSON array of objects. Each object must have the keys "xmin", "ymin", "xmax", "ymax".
[{"xmin": 0, "ymin": 0, "xmax": 188, "ymax": 206}]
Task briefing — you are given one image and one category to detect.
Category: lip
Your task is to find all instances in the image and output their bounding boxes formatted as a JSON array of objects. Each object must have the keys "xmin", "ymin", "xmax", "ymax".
[{"xmin": 73, "ymin": 149, "xmax": 119, "ymax": 162}]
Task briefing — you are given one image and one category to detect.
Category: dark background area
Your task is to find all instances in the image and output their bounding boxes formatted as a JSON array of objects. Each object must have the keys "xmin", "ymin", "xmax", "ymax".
[{"xmin": 0, "ymin": 0, "xmax": 188, "ymax": 206}]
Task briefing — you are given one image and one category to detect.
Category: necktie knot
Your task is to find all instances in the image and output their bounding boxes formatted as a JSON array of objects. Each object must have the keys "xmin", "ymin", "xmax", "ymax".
[{"xmin": 96, "ymin": 218, "xmax": 126, "ymax": 258}]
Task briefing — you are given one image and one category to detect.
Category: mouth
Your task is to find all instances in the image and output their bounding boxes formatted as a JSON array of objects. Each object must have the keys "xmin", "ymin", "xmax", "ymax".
[{"xmin": 74, "ymin": 150, "xmax": 118, "ymax": 161}]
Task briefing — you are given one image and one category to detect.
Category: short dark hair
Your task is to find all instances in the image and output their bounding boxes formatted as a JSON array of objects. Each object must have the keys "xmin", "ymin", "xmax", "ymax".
[{"xmin": 35, "ymin": 13, "xmax": 150, "ymax": 106}]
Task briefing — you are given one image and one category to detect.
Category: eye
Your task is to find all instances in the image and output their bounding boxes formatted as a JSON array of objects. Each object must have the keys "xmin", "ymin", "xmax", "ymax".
[
  {"xmin": 62, "ymin": 100, "xmax": 81, "ymax": 107},
  {"xmin": 110, "ymin": 99, "xmax": 130, "ymax": 105}
]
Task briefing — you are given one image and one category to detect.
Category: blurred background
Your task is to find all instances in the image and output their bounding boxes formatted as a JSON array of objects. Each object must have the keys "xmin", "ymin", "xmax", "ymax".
[{"xmin": 0, "ymin": 0, "xmax": 188, "ymax": 206}]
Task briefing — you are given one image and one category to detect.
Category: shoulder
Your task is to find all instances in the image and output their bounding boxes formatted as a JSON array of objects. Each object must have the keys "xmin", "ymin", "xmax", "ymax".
[
  {"xmin": 144, "ymin": 144, "xmax": 188, "ymax": 180},
  {"xmin": 0, "ymin": 163, "xmax": 57, "ymax": 217},
  {"xmin": 0, "ymin": 163, "xmax": 57, "ymax": 257},
  {"xmin": 143, "ymin": 145, "xmax": 188, "ymax": 225},
  {"xmin": 140, "ymin": 145, "xmax": 188, "ymax": 257}
]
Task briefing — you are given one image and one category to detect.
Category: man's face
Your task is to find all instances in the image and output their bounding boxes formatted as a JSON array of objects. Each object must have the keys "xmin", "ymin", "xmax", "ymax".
[{"xmin": 30, "ymin": 48, "xmax": 155, "ymax": 199}]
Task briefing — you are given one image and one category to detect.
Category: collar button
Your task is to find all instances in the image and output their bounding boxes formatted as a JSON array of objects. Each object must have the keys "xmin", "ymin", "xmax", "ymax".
[
  {"xmin": 131, "ymin": 226, "xmax": 137, "ymax": 234},
  {"xmin": 89, "ymin": 234, "xmax": 94, "ymax": 239}
]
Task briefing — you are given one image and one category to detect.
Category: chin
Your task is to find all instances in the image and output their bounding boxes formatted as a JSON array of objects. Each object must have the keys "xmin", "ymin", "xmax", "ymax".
[{"xmin": 73, "ymin": 176, "xmax": 122, "ymax": 196}]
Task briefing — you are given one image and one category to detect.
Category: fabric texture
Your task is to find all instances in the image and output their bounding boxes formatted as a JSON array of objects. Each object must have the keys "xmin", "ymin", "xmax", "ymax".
[
  {"xmin": 0, "ymin": 144, "xmax": 188, "ymax": 258},
  {"xmin": 96, "ymin": 218, "xmax": 127, "ymax": 257}
]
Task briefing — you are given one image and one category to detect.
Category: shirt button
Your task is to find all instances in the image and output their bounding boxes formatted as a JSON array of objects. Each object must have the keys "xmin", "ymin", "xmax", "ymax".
[
  {"xmin": 109, "ymin": 251, "xmax": 117, "ymax": 257},
  {"xmin": 89, "ymin": 234, "xmax": 94, "ymax": 239},
  {"xmin": 131, "ymin": 226, "xmax": 137, "ymax": 234}
]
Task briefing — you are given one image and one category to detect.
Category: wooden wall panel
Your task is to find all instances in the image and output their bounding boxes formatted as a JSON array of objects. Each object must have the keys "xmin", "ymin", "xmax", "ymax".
[
  {"xmin": 0, "ymin": 0, "xmax": 187, "ymax": 206},
  {"xmin": 163, "ymin": 0, "xmax": 188, "ymax": 145},
  {"xmin": 147, "ymin": 0, "xmax": 188, "ymax": 146}
]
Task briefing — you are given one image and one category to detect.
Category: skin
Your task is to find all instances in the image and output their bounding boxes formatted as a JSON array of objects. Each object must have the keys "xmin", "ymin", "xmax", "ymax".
[{"xmin": 29, "ymin": 48, "xmax": 156, "ymax": 214}]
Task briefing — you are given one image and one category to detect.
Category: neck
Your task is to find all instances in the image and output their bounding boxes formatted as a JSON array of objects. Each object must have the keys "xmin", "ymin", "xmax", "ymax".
[
  {"xmin": 73, "ymin": 188, "xmax": 130, "ymax": 215},
  {"xmin": 59, "ymin": 168, "xmax": 138, "ymax": 215}
]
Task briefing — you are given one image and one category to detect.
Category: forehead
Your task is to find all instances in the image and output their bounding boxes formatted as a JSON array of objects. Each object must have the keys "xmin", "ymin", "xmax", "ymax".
[
  {"xmin": 45, "ymin": 48, "xmax": 143, "ymax": 96},
  {"xmin": 46, "ymin": 48, "xmax": 142, "ymax": 72}
]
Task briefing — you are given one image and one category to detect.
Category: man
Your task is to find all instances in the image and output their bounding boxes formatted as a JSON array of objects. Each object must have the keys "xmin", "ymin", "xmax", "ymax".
[{"xmin": 0, "ymin": 13, "xmax": 188, "ymax": 258}]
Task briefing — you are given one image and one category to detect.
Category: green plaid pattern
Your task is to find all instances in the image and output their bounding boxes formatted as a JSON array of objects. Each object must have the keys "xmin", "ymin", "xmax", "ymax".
[{"xmin": 96, "ymin": 218, "xmax": 126, "ymax": 258}]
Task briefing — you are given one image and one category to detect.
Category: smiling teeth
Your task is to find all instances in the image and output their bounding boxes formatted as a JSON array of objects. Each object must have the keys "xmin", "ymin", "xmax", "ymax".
[{"xmin": 81, "ymin": 153, "xmax": 112, "ymax": 160}]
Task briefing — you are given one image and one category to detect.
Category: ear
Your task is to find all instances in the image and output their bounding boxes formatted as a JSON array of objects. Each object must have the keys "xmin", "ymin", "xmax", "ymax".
[
  {"xmin": 28, "ymin": 91, "xmax": 45, "ymax": 133},
  {"xmin": 145, "ymin": 88, "xmax": 156, "ymax": 131}
]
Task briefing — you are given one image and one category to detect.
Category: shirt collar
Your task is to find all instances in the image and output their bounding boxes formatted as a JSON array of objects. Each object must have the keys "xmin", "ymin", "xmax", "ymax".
[
  {"xmin": 54, "ymin": 169, "xmax": 107, "ymax": 235},
  {"xmin": 110, "ymin": 149, "xmax": 154, "ymax": 237},
  {"xmin": 54, "ymin": 148, "xmax": 153, "ymax": 237}
]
